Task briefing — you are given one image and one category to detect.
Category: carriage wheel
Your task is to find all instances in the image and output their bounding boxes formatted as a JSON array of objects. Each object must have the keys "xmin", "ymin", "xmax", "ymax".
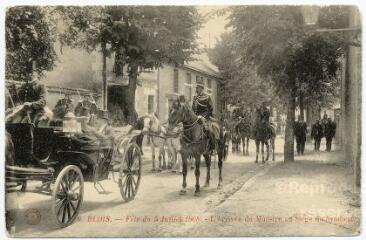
[
  {"xmin": 51, "ymin": 165, "xmax": 84, "ymax": 227},
  {"xmin": 119, "ymin": 143, "xmax": 142, "ymax": 202}
]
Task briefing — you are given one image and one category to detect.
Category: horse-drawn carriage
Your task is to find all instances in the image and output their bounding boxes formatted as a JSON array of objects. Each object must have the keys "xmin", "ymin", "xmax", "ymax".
[{"xmin": 5, "ymin": 118, "xmax": 142, "ymax": 227}]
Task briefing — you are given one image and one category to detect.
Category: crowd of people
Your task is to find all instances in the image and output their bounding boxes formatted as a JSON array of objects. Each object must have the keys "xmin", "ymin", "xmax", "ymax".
[{"xmin": 294, "ymin": 113, "xmax": 337, "ymax": 155}]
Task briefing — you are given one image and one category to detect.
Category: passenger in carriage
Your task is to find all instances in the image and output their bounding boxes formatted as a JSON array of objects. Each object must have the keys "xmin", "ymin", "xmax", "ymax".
[
  {"xmin": 75, "ymin": 108, "xmax": 113, "ymax": 140},
  {"xmin": 53, "ymin": 93, "xmax": 74, "ymax": 119}
]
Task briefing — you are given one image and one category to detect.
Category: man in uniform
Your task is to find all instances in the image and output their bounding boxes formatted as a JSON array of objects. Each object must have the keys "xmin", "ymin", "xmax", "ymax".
[
  {"xmin": 192, "ymin": 78, "xmax": 218, "ymax": 154},
  {"xmin": 311, "ymin": 120, "xmax": 323, "ymax": 152},
  {"xmin": 324, "ymin": 117, "xmax": 337, "ymax": 151},
  {"xmin": 294, "ymin": 116, "xmax": 308, "ymax": 155}
]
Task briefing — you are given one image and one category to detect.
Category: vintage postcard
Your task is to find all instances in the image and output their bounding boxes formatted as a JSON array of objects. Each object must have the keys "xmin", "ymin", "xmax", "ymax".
[{"xmin": 3, "ymin": 4, "xmax": 362, "ymax": 238}]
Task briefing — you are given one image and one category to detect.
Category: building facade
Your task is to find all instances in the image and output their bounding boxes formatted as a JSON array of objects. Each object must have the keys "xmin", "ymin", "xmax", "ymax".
[{"xmin": 38, "ymin": 44, "xmax": 220, "ymax": 122}]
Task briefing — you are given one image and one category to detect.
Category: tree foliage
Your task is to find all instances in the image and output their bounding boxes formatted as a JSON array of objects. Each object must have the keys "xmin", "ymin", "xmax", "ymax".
[
  {"xmin": 6, "ymin": 6, "xmax": 57, "ymax": 81},
  {"xmin": 57, "ymin": 6, "xmax": 202, "ymax": 71},
  {"xmin": 56, "ymin": 6, "xmax": 202, "ymax": 123},
  {"xmin": 208, "ymin": 32, "xmax": 278, "ymax": 109}
]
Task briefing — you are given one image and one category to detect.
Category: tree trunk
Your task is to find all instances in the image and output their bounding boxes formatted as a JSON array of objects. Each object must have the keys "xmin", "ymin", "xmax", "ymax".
[
  {"xmin": 101, "ymin": 41, "xmax": 107, "ymax": 110},
  {"xmin": 299, "ymin": 93, "xmax": 304, "ymax": 121},
  {"xmin": 284, "ymin": 91, "xmax": 295, "ymax": 162},
  {"xmin": 107, "ymin": 62, "xmax": 138, "ymax": 126}
]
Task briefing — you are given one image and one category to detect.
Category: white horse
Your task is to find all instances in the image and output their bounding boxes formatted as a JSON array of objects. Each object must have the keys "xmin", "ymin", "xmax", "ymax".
[{"xmin": 141, "ymin": 114, "xmax": 182, "ymax": 172}]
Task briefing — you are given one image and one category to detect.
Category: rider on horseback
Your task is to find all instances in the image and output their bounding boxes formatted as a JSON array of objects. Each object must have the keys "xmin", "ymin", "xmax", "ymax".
[{"xmin": 192, "ymin": 78, "xmax": 217, "ymax": 154}]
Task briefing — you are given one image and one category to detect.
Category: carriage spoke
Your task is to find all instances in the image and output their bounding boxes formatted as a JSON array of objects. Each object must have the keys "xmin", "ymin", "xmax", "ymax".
[
  {"xmin": 130, "ymin": 175, "xmax": 136, "ymax": 196},
  {"xmin": 60, "ymin": 181, "xmax": 67, "ymax": 193},
  {"xmin": 131, "ymin": 175, "xmax": 137, "ymax": 188},
  {"xmin": 69, "ymin": 200, "xmax": 77, "ymax": 212},
  {"xmin": 66, "ymin": 202, "xmax": 71, "ymax": 222},
  {"xmin": 70, "ymin": 175, "xmax": 80, "ymax": 191},
  {"xmin": 68, "ymin": 171, "xmax": 77, "ymax": 189},
  {"xmin": 61, "ymin": 202, "xmax": 67, "ymax": 223}
]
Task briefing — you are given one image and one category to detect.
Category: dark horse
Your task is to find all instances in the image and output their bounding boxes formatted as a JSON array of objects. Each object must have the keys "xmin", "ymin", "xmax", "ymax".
[
  {"xmin": 253, "ymin": 113, "xmax": 276, "ymax": 163},
  {"xmin": 168, "ymin": 97, "xmax": 226, "ymax": 196},
  {"xmin": 234, "ymin": 115, "xmax": 252, "ymax": 156}
]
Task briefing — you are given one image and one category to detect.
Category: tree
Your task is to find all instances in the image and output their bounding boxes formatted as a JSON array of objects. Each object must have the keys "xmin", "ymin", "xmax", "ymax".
[
  {"xmin": 6, "ymin": 6, "xmax": 56, "ymax": 81},
  {"xmin": 223, "ymin": 6, "xmax": 346, "ymax": 162},
  {"xmin": 208, "ymin": 32, "xmax": 278, "ymax": 109},
  {"xmin": 57, "ymin": 6, "xmax": 202, "ymax": 124}
]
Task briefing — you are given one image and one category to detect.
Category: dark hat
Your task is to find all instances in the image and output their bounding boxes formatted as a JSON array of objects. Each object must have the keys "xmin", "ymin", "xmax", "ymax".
[
  {"xmin": 178, "ymin": 95, "xmax": 186, "ymax": 103},
  {"xmin": 196, "ymin": 78, "xmax": 205, "ymax": 88},
  {"xmin": 98, "ymin": 109, "xmax": 109, "ymax": 120}
]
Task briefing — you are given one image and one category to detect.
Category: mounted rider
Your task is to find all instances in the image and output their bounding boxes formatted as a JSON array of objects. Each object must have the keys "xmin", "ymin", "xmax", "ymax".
[
  {"xmin": 192, "ymin": 78, "xmax": 219, "ymax": 153},
  {"xmin": 254, "ymin": 101, "xmax": 274, "ymax": 139}
]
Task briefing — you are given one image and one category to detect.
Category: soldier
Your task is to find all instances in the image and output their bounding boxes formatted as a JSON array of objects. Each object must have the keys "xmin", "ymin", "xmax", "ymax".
[
  {"xmin": 311, "ymin": 120, "xmax": 323, "ymax": 152},
  {"xmin": 192, "ymin": 78, "xmax": 217, "ymax": 154},
  {"xmin": 324, "ymin": 117, "xmax": 337, "ymax": 151},
  {"xmin": 294, "ymin": 116, "xmax": 308, "ymax": 155}
]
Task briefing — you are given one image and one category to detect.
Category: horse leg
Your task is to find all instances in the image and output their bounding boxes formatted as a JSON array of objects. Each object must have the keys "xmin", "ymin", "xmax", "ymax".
[
  {"xmin": 158, "ymin": 147, "xmax": 163, "ymax": 171},
  {"xmin": 151, "ymin": 144, "xmax": 156, "ymax": 171},
  {"xmin": 265, "ymin": 141, "xmax": 269, "ymax": 162},
  {"xmin": 242, "ymin": 136, "xmax": 245, "ymax": 156},
  {"xmin": 194, "ymin": 154, "xmax": 201, "ymax": 196},
  {"xmin": 204, "ymin": 154, "xmax": 211, "ymax": 187},
  {"xmin": 161, "ymin": 147, "xmax": 167, "ymax": 170},
  {"xmin": 217, "ymin": 150, "xmax": 223, "ymax": 189},
  {"xmin": 180, "ymin": 153, "xmax": 188, "ymax": 195},
  {"xmin": 255, "ymin": 140, "xmax": 258, "ymax": 163},
  {"xmin": 261, "ymin": 142, "xmax": 265, "ymax": 163},
  {"xmin": 272, "ymin": 138, "xmax": 275, "ymax": 161},
  {"xmin": 246, "ymin": 137, "xmax": 249, "ymax": 155}
]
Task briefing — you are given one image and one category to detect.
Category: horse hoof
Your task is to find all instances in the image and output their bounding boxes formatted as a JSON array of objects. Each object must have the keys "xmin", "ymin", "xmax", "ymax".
[
  {"xmin": 203, "ymin": 183, "xmax": 210, "ymax": 188},
  {"xmin": 151, "ymin": 168, "xmax": 156, "ymax": 172},
  {"xmin": 194, "ymin": 191, "xmax": 200, "ymax": 196},
  {"xmin": 180, "ymin": 189, "xmax": 187, "ymax": 195},
  {"xmin": 217, "ymin": 184, "xmax": 223, "ymax": 189}
]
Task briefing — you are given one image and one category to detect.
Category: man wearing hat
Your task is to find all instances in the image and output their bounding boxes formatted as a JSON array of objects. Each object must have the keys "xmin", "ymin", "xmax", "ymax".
[
  {"xmin": 53, "ymin": 93, "xmax": 74, "ymax": 119},
  {"xmin": 7, "ymin": 71, "xmax": 50, "ymax": 125},
  {"xmin": 192, "ymin": 78, "xmax": 217, "ymax": 154}
]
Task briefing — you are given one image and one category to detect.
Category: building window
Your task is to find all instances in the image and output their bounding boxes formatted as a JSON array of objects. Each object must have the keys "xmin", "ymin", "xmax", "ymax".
[
  {"xmin": 196, "ymin": 75, "xmax": 200, "ymax": 85},
  {"xmin": 184, "ymin": 72, "xmax": 193, "ymax": 102},
  {"xmin": 148, "ymin": 95, "xmax": 154, "ymax": 114},
  {"xmin": 173, "ymin": 68, "xmax": 179, "ymax": 93},
  {"xmin": 207, "ymin": 78, "xmax": 212, "ymax": 95},
  {"xmin": 207, "ymin": 78, "xmax": 212, "ymax": 89}
]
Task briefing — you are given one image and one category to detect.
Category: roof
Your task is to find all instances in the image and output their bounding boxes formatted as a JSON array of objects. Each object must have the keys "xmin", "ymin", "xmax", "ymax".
[{"xmin": 184, "ymin": 53, "xmax": 221, "ymax": 79}]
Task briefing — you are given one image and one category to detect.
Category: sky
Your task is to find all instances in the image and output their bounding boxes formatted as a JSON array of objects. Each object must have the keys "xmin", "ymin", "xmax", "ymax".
[{"xmin": 196, "ymin": 6, "xmax": 230, "ymax": 48}]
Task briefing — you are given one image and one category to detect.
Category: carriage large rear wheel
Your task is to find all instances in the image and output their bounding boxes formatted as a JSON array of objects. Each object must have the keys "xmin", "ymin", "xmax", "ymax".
[
  {"xmin": 51, "ymin": 165, "xmax": 84, "ymax": 227},
  {"xmin": 119, "ymin": 143, "xmax": 142, "ymax": 202}
]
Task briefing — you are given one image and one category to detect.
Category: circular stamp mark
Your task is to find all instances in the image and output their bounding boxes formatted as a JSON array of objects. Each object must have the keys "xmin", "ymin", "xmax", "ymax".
[{"xmin": 24, "ymin": 208, "xmax": 41, "ymax": 225}]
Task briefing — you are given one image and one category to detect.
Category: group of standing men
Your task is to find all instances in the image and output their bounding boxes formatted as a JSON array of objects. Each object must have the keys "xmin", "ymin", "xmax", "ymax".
[{"xmin": 294, "ymin": 113, "xmax": 337, "ymax": 155}]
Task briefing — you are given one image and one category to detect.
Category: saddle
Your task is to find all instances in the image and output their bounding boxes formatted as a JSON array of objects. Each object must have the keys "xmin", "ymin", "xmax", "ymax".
[{"xmin": 200, "ymin": 117, "xmax": 220, "ymax": 140}]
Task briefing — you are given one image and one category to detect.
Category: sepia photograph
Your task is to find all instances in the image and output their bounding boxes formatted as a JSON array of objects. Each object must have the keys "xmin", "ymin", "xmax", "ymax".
[{"xmin": 2, "ymin": 2, "xmax": 363, "ymax": 238}]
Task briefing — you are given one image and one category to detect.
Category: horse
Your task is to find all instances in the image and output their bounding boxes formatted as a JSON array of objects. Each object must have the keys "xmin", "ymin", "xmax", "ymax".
[
  {"xmin": 231, "ymin": 126, "xmax": 241, "ymax": 153},
  {"xmin": 168, "ymin": 97, "xmax": 225, "ymax": 196},
  {"xmin": 234, "ymin": 115, "xmax": 252, "ymax": 155},
  {"xmin": 139, "ymin": 114, "xmax": 181, "ymax": 171},
  {"xmin": 252, "ymin": 114, "xmax": 276, "ymax": 163}
]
